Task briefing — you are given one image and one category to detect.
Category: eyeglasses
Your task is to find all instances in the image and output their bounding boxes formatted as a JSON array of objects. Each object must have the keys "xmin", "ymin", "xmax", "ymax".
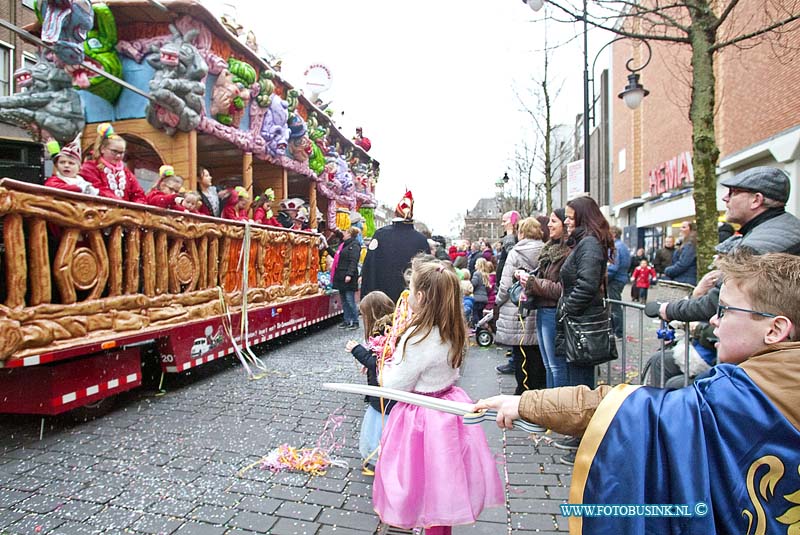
[
  {"xmin": 726, "ymin": 187, "xmax": 757, "ymax": 199},
  {"xmin": 105, "ymin": 148, "xmax": 125, "ymax": 156},
  {"xmin": 716, "ymin": 303, "xmax": 777, "ymax": 320}
]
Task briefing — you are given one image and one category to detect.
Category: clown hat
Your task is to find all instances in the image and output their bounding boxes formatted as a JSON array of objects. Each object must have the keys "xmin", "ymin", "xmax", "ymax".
[
  {"xmin": 54, "ymin": 141, "xmax": 82, "ymax": 164},
  {"xmin": 280, "ymin": 198, "xmax": 304, "ymax": 211},
  {"xmin": 395, "ymin": 189, "xmax": 414, "ymax": 220}
]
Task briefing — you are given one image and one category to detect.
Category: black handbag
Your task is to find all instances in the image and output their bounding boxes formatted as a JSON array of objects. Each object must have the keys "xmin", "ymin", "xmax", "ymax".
[
  {"xmin": 559, "ymin": 275, "xmax": 618, "ymax": 367},
  {"xmin": 509, "ymin": 280, "xmax": 524, "ymax": 306}
]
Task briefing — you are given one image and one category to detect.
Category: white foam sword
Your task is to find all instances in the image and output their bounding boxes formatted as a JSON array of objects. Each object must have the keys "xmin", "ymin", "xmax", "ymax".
[{"xmin": 322, "ymin": 382, "xmax": 545, "ymax": 433}]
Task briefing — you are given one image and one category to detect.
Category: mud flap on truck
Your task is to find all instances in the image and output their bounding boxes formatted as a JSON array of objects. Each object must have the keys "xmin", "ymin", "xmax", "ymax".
[{"xmin": 0, "ymin": 347, "xmax": 142, "ymax": 415}]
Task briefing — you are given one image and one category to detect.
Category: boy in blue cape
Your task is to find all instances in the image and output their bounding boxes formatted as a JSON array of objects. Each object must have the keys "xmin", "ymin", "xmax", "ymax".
[{"xmin": 476, "ymin": 251, "xmax": 800, "ymax": 534}]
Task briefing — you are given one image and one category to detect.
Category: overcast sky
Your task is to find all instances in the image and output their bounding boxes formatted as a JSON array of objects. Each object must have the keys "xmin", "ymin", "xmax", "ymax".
[{"xmin": 206, "ymin": 0, "xmax": 613, "ymax": 235}]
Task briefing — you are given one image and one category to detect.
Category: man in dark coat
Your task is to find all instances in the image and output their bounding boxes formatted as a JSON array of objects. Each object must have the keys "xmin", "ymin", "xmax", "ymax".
[
  {"xmin": 360, "ymin": 190, "xmax": 429, "ymax": 303},
  {"xmin": 653, "ymin": 236, "xmax": 675, "ymax": 275}
]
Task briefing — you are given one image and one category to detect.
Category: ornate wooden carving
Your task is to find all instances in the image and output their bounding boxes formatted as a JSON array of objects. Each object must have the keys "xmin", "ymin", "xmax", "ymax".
[
  {"xmin": 0, "ymin": 181, "xmax": 323, "ymax": 361},
  {"xmin": 28, "ymin": 219, "xmax": 51, "ymax": 306}
]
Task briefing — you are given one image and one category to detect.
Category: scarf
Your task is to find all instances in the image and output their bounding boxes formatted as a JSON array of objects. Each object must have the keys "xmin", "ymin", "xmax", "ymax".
[
  {"xmin": 537, "ymin": 239, "xmax": 570, "ymax": 272},
  {"xmin": 99, "ymin": 157, "xmax": 127, "ymax": 198}
]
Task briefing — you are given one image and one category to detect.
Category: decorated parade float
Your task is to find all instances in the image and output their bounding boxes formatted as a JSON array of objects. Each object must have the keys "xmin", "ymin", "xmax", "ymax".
[{"xmin": 0, "ymin": 0, "xmax": 379, "ymax": 414}]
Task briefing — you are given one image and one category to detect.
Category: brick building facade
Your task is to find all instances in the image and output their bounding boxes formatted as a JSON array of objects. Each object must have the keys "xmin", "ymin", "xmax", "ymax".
[
  {"xmin": 463, "ymin": 198, "xmax": 504, "ymax": 243},
  {"xmin": 609, "ymin": 0, "xmax": 800, "ymax": 252}
]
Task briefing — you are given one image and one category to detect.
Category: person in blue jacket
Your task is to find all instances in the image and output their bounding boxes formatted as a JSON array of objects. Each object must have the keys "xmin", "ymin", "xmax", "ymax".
[
  {"xmin": 663, "ymin": 220, "xmax": 697, "ymax": 285},
  {"xmin": 607, "ymin": 226, "xmax": 631, "ymax": 338}
]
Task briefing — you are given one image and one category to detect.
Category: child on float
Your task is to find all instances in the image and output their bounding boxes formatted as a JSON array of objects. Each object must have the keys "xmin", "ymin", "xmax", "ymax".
[
  {"xmin": 344, "ymin": 290, "xmax": 396, "ymax": 476},
  {"xmin": 252, "ymin": 188, "xmax": 280, "ymax": 226},
  {"xmin": 180, "ymin": 191, "xmax": 202, "ymax": 213},
  {"xmin": 81, "ymin": 122, "xmax": 146, "ymax": 203},
  {"xmin": 221, "ymin": 186, "xmax": 251, "ymax": 221},
  {"xmin": 44, "ymin": 141, "xmax": 99, "ymax": 195},
  {"xmin": 373, "ymin": 256, "xmax": 504, "ymax": 535},
  {"xmin": 145, "ymin": 165, "xmax": 185, "ymax": 210}
]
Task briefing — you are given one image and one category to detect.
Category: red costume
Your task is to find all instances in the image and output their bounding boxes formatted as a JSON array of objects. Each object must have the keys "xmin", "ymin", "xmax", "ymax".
[
  {"xmin": 80, "ymin": 159, "xmax": 146, "ymax": 203},
  {"xmin": 145, "ymin": 189, "xmax": 184, "ymax": 211},
  {"xmin": 253, "ymin": 206, "xmax": 280, "ymax": 226},
  {"xmin": 44, "ymin": 175, "xmax": 96, "ymax": 194}
]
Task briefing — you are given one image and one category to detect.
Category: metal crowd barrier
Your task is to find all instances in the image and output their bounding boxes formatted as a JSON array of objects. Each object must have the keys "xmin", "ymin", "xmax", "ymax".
[{"xmin": 601, "ymin": 280, "xmax": 696, "ymax": 388}]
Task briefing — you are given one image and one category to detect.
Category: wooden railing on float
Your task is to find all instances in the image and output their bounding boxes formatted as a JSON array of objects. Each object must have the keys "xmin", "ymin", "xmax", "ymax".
[{"xmin": 0, "ymin": 179, "xmax": 321, "ymax": 361}]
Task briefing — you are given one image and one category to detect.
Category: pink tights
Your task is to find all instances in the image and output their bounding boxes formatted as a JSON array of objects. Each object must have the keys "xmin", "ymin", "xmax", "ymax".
[{"xmin": 424, "ymin": 527, "xmax": 452, "ymax": 535}]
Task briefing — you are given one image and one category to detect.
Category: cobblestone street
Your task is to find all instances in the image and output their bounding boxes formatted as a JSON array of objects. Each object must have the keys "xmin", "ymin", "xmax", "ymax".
[{"xmin": 0, "ymin": 294, "xmax": 664, "ymax": 535}]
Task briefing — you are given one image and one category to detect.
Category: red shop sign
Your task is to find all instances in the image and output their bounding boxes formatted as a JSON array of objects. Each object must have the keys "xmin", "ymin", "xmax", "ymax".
[{"xmin": 648, "ymin": 151, "xmax": 694, "ymax": 197}]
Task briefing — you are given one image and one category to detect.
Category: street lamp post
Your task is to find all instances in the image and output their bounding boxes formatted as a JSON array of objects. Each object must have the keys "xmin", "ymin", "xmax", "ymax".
[
  {"xmin": 494, "ymin": 172, "xmax": 510, "ymax": 212},
  {"xmin": 522, "ymin": 0, "xmax": 651, "ymax": 197}
]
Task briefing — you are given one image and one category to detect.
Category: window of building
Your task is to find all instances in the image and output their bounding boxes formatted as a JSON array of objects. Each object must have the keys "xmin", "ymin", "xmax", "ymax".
[
  {"xmin": 618, "ymin": 148, "xmax": 627, "ymax": 173},
  {"xmin": 22, "ymin": 52, "xmax": 37, "ymax": 71},
  {"xmin": 22, "ymin": 0, "xmax": 35, "ymax": 8},
  {"xmin": 0, "ymin": 44, "xmax": 12, "ymax": 97}
]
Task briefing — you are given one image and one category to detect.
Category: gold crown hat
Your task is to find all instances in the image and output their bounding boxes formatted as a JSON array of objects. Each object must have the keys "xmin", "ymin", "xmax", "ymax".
[{"xmin": 395, "ymin": 189, "xmax": 414, "ymax": 220}]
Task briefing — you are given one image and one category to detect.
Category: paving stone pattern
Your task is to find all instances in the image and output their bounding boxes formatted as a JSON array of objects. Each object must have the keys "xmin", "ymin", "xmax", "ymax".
[{"xmin": 0, "ymin": 306, "xmax": 658, "ymax": 534}]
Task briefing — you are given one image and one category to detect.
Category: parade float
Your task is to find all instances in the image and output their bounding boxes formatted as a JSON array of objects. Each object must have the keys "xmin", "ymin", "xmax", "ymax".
[{"xmin": 0, "ymin": 0, "xmax": 379, "ymax": 414}]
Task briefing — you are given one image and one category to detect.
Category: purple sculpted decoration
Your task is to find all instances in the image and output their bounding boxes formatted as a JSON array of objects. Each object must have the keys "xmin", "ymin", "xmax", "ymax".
[
  {"xmin": 39, "ymin": 0, "xmax": 94, "ymax": 66},
  {"xmin": 260, "ymin": 93, "xmax": 289, "ymax": 157}
]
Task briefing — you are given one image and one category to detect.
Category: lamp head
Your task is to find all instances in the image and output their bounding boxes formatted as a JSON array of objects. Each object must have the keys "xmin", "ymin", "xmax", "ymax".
[
  {"xmin": 502, "ymin": 172, "xmax": 510, "ymax": 184},
  {"xmin": 524, "ymin": 0, "xmax": 545, "ymax": 11},
  {"xmin": 618, "ymin": 73, "xmax": 650, "ymax": 110}
]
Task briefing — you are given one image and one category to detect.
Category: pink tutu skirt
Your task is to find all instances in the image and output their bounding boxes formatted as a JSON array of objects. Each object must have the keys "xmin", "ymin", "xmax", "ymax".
[{"xmin": 373, "ymin": 385, "xmax": 505, "ymax": 529}]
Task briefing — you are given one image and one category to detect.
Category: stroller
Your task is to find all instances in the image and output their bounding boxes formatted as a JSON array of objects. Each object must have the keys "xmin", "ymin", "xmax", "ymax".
[{"xmin": 473, "ymin": 309, "xmax": 494, "ymax": 347}]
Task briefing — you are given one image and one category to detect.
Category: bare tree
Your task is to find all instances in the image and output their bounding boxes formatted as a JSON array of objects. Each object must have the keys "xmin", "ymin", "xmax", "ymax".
[
  {"xmin": 512, "ymin": 138, "xmax": 539, "ymax": 216},
  {"xmin": 537, "ymin": 0, "xmax": 800, "ymax": 275},
  {"xmin": 514, "ymin": 20, "xmax": 574, "ymax": 215}
]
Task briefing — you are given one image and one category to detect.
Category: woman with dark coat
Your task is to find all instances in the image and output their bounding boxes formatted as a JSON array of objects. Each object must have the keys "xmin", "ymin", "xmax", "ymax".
[
  {"xmin": 333, "ymin": 227, "xmax": 362, "ymax": 329},
  {"xmin": 663, "ymin": 221, "xmax": 698, "ymax": 285},
  {"xmin": 560, "ymin": 196, "xmax": 616, "ymax": 389},
  {"xmin": 551, "ymin": 196, "xmax": 616, "ymax": 465},
  {"xmin": 520, "ymin": 209, "xmax": 570, "ymax": 388}
]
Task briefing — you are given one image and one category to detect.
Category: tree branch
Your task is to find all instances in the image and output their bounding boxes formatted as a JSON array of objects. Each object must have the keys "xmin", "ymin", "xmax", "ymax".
[
  {"xmin": 711, "ymin": 12, "xmax": 800, "ymax": 51},
  {"xmin": 711, "ymin": 0, "xmax": 742, "ymax": 31},
  {"xmin": 542, "ymin": 0, "xmax": 693, "ymax": 43}
]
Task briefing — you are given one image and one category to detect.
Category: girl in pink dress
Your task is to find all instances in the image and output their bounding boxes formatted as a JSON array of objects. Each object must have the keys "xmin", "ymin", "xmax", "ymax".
[{"xmin": 373, "ymin": 257, "xmax": 504, "ymax": 534}]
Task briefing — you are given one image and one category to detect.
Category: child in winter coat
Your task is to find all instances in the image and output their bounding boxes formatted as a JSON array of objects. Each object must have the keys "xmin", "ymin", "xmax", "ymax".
[
  {"xmin": 461, "ymin": 280, "xmax": 475, "ymax": 323},
  {"xmin": 345, "ymin": 291, "xmax": 396, "ymax": 475},
  {"xmin": 631, "ymin": 259, "xmax": 657, "ymax": 303}
]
